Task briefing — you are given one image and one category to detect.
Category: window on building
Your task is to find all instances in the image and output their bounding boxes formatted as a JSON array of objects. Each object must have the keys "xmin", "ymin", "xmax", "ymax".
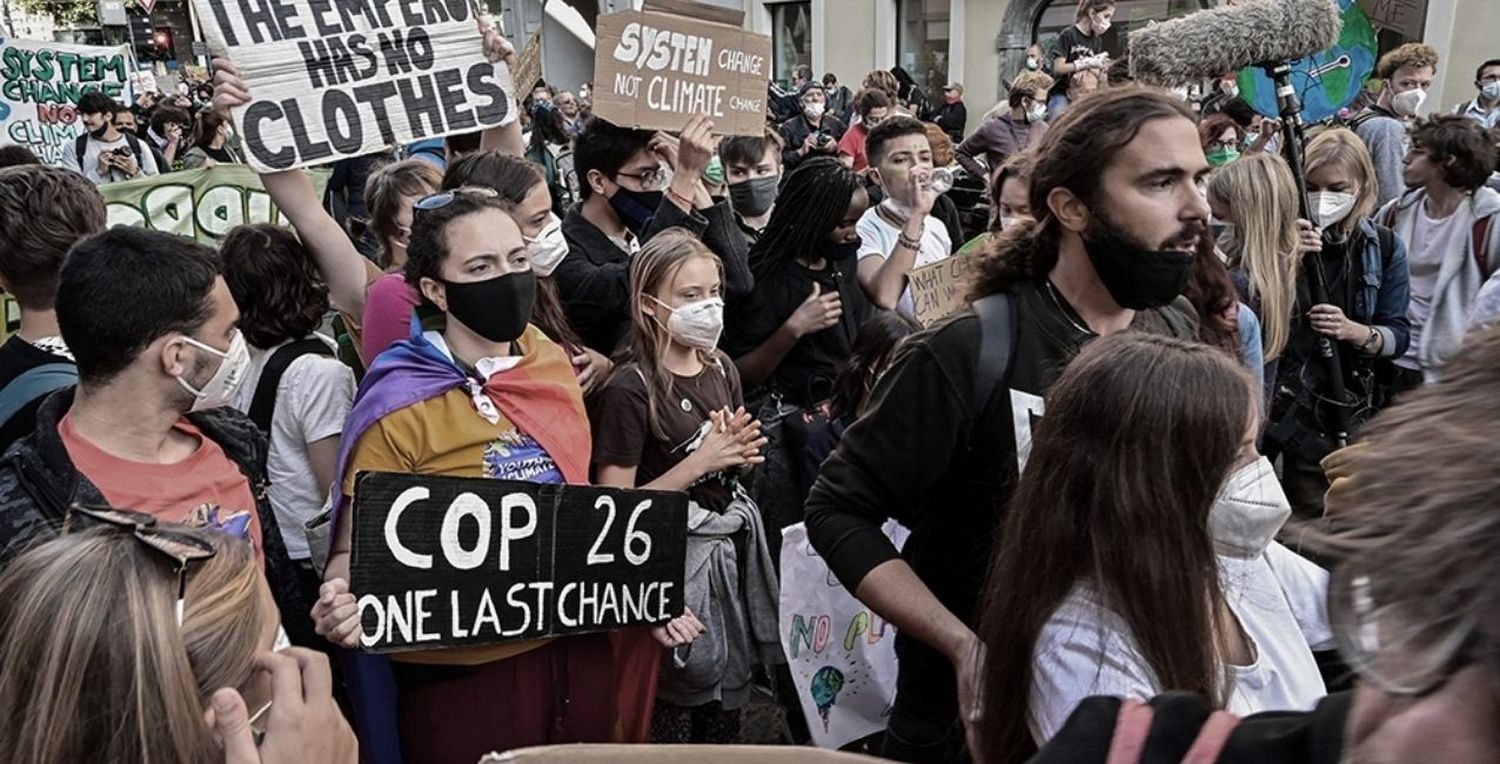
[
  {"xmin": 897, "ymin": 0, "xmax": 950, "ymax": 96},
  {"xmin": 1035, "ymin": 0, "xmax": 1208, "ymax": 63},
  {"xmin": 769, "ymin": 1, "xmax": 812, "ymax": 87}
]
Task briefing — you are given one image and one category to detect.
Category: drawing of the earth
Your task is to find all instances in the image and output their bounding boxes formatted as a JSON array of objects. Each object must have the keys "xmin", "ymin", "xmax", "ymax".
[{"xmin": 1236, "ymin": 0, "xmax": 1377, "ymax": 124}]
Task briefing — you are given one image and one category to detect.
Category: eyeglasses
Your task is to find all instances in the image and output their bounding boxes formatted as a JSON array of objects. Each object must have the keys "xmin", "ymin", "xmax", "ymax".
[
  {"xmin": 414, "ymin": 186, "xmax": 501, "ymax": 212},
  {"xmin": 64, "ymin": 504, "xmax": 217, "ymax": 627},
  {"xmin": 615, "ymin": 168, "xmax": 666, "ymax": 190}
]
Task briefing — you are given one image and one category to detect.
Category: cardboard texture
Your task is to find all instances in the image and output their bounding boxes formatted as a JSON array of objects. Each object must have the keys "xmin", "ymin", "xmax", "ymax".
[
  {"xmin": 591, "ymin": 7, "xmax": 773, "ymax": 136},
  {"xmin": 513, "ymin": 30, "xmax": 543, "ymax": 94},
  {"xmin": 101, "ymin": 165, "xmax": 331, "ymax": 244},
  {"xmin": 0, "ymin": 39, "xmax": 131, "ymax": 165},
  {"xmin": 908, "ymin": 254, "xmax": 977, "ymax": 326},
  {"xmin": 1357, "ymin": 0, "xmax": 1426, "ymax": 39},
  {"xmin": 190, "ymin": 0, "xmax": 517, "ymax": 172},
  {"xmin": 350, "ymin": 472, "xmax": 687, "ymax": 653}
]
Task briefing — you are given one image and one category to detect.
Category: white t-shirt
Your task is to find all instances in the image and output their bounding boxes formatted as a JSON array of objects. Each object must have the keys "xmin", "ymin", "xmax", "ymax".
[
  {"xmin": 229, "ymin": 334, "xmax": 355, "ymax": 560},
  {"xmin": 60, "ymin": 132, "xmax": 161, "ymax": 184},
  {"xmin": 1399, "ymin": 204, "xmax": 1468, "ymax": 370},
  {"xmin": 856, "ymin": 204, "xmax": 952, "ymax": 316},
  {"xmin": 1028, "ymin": 542, "xmax": 1332, "ymax": 743}
]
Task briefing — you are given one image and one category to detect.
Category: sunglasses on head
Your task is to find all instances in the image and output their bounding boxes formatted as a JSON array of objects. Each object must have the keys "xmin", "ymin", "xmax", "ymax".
[
  {"xmin": 64, "ymin": 504, "xmax": 217, "ymax": 627},
  {"xmin": 414, "ymin": 186, "xmax": 501, "ymax": 213}
]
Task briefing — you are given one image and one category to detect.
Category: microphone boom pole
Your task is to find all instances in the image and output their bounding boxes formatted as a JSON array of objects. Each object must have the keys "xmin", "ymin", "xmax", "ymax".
[{"xmin": 1262, "ymin": 61, "xmax": 1350, "ymax": 450}]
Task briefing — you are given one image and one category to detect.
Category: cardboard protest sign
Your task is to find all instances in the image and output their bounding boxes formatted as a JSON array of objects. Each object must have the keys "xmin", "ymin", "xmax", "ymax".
[
  {"xmin": 780, "ymin": 521, "xmax": 907, "ymax": 748},
  {"xmin": 592, "ymin": 7, "xmax": 772, "ymax": 136},
  {"xmin": 0, "ymin": 39, "xmax": 131, "ymax": 165},
  {"xmin": 512, "ymin": 30, "xmax": 542, "ymax": 95},
  {"xmin": 1358, "ymin": 0, "xmax": 1426, "ymax": 39},
  {"xmin": 908, "ymin": 254, "xmax": 976, "ymax": 326},
  {"xmin": 102, "ymin": 165, "xmax": 331, "ymax": 244},
  {"xmin": 350, "ymin": 472, "xmax": 688, "ymax": 653},
  {"xmin": 189, "ymin": 0, "xmax": 517, "ymax": 172}
]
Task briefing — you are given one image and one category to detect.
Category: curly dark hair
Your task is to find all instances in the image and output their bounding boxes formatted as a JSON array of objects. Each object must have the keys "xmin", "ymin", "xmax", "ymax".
[
  {"xmin": 1409, "ymin": 115, "xmax": 1498, "ymax": 192},
  {"xmin": 220, "ymin": 224, "xmax": 330, "ymax": 349}
]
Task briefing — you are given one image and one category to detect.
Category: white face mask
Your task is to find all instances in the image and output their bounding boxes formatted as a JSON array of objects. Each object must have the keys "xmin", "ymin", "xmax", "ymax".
[
  {"xmin": 176, "ymin": 330, "xmax": 250, "ymax": 412},
  {"xmin": 1481, "ymin": 81, "xmax": 1500, "ymax": 100},
  {"xmin": 1309, "ymin": 191, "xmax": 1357, "ymax": 228},
  {"xmin": 1026, "ymin": 56, "xmax": 1040, "ymax": 71},
  {"xmin": 1025, "ymin": 101, "xmax": 1047, "ymax": 123},
  {"xmin": 1091, "ymin": 14, "xmax": 1111, "ymax": 34},
  {"xmin": 1222, "ymin": 82, "xmax": 1240, "ymax": 99},
  {"xmin": 651, "ymin": 296, "xmax": 724, "ymax": 351},
  {"xmin": 1390, "ymin": 86, "xmax": 1427, "ymax": 117},
  {"xmin": 1209, "ymin": 456, "xmax": 1292, "ymax": 558},
  {"xmin": 523, "ymin": 214, "xmax": 568, "ymax": 278},
  {"xmin": 803, "ymin": 101, "xmax": 826, "ymax": 120}
]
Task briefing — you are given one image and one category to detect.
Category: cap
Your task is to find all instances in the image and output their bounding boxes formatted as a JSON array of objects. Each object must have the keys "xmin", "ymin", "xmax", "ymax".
[
  {"xmin": 796, "ymin": 81, "xmax": 827, "ymax": 99},
  {"xmin": 943, "ymin": 82, "xmax": 964, "ymax": 95}
]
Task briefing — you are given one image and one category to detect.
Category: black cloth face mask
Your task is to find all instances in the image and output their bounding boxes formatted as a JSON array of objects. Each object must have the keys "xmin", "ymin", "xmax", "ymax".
[
  {"xmin": 440, "ymin": 270, "xmax": 537, "ymax": 344},
  {"xmin": 1082, "ymin": 213, "xmax": 1195, "ymax": 310},
  {"xmin": 729, "ymin": 175, "xmax": 780, "ymax": 218}
]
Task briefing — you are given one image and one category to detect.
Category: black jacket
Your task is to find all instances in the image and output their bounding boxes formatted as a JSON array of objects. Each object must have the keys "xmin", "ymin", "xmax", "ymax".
[
  {"xmin": 557, "ymin": 197, "xmax": 753, "ymax": 355},
  {"xmin": 779, "ymin": 114, "xmax": 848, "ymax": 171},
  {"xmin": 931, "ymin": 101, "xmax": 969, "ymax": 144},
  {"xmin": 0, "ymin": 388, "xmax": 317, "ymax": 647}
]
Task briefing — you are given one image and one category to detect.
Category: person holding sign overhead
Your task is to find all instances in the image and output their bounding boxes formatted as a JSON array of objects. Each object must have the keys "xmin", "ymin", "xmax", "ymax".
[
  {"xmin": 311, "ymin": 189, "xmax": 605, "ymax": 763},
  {"xmin": 591, "ymin": 231, "xmax": 776, "ymax": 744}
]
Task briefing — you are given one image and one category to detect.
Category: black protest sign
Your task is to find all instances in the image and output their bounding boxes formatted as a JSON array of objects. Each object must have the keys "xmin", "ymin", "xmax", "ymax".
[
  {"xmin": 190, "ymin": 0, "xmax": 517, "ymax": 172},
  {"xmin": 349, "ymin": 471, "xmax": 687, "ymax": 653}
]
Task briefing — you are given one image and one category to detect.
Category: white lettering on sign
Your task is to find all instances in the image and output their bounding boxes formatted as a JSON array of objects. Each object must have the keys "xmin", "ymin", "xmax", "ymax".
[
  {"xmin": 499, "ymin": 492, "xmax": 537, "ymax": 572},
  {"xmin": 440, "ymin": 492, "xmax": 490, "ymax": 570},
  {"xmin": 611, "ymin": 22, "xmax": 713, "ymax": 76},
  {"xmin": 386, "ymin": 486, "xmax": 433, "ymax": 569},
  {"xmin": 716, "ymin": 48, "xmax": 764, "ymax": 76}
]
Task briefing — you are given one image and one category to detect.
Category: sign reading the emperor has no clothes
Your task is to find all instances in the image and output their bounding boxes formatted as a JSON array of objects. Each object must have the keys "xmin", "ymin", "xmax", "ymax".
[{"xmin": 191, "ymin": 0, "xmax": 517, "ymax": 172}]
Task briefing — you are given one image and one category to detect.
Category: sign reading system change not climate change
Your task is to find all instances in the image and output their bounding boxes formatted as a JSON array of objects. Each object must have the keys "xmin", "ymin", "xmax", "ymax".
[
  {"xmin": 592, "ymin": 8, "xmax": 773, "ymax": 136},
  {"xmin": 350, "ymin": 472, "xmax": 688, "ymax": 653},
  {"xmin": 0, "ymin": 38, "xmax": 131, "ymax": 165},
  {"xmin": 190, "ymin": 0, "xmax": 517, "ymax": 172}
]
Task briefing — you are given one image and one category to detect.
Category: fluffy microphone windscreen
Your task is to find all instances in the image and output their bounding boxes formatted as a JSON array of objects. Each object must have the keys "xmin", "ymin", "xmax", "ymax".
[{"xmin": 1129, "ymin": 0, "xmax": 1342, "ymax": 84}]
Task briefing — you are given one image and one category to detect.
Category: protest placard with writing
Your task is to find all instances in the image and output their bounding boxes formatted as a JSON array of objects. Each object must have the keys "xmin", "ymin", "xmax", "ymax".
[
  {"xmin": 0, "ymin": 38, "xmax": 131, "ymax": 165},
  {"xmin": 908, "ymin": 254, "xmax": 976, "ymax": 326},
  {"xmin": 190, "ymin": 0, "xmax": 517, "ymax": 172},
  {"xmin": 102, "ymin": 165, "xmax": 330, "ymax": 244},
  {"xmin": 592, "ymin": 7, "xmax": 772, "ymax": 136},
  {"xmin": 350, "ymin": 471, "xmax": 688, "ymax": 653}
]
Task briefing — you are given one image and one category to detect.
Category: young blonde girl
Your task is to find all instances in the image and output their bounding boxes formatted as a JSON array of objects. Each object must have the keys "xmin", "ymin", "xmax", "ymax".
[{"xmin": 590, "ymin": 229, "xmax": 781, "ymax": 744}]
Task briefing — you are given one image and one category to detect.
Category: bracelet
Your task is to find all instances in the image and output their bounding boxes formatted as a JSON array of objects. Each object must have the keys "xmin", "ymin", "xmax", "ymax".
[
  {"xmin": 1359, "ymin": 326, "xmax": 1382, "ymax": 354},
  {"xmin": 666, "ymin": 185, "xmax": 694, "ymax": 209},
  {"xmin": 897, "ymin": 232, "xmax": 923, "ymax": 251}
]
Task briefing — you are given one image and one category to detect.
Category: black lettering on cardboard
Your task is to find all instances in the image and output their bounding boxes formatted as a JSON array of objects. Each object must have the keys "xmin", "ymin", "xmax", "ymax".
[
  {"xmin": 376, "ymin": 30, "xmax": 413, "ymax": 76},
  {"xmin": 307, "ymin": 0, "xmax": 340, "ymax": 36},
  {"xmin": 235, "ymin": 0, "xmax": 285, "ymax": 44},
  {"xmin": 353, "ymin": 80, "xmax": 400, "ymax": 145},
  {"xmin": 419, "ymin": 0, "xmax": 449, "ymax": 25},
  {"xmin": 298, "ymin": 38, "xmax": 339, "ymax": 88},
  {"xmin": 322, "ymin": 89, "xmax": 363, "ymax": 154},
  {"xmin": 396, "ymin": 0, "xmax": 423, "ymax": 28},
  {"xmin": 348, "ymin": 34, "xmax": 379, "ymax": 80},
  {"xmin": 208, "ymin": 0, "xmax": 243, "ymax": 46},
  {"xmin": 406, "ymin": 26, "xmax": 434, "ymax": 71},
  {"xmin": 243, "ymin": 100, "xmax": 295, "ymax": 170},
  {"xmin": 270, "ymin": 0, "xmax": 306, "ymax": 40},
  {"xmin": 326, "ymin": 35, "xmax": 362, "ymax": 84},
  {"xmin": 433, "ymin": 68, "xmax": 476, "ymax": 132},
  {"xmin": 396, "ymin": 73, "xmax": 446, "ymax": 139},
  {"xmin": 332, "ymin": 0, "xmax": 375, "ymax": 36},
  {"xmin": 442, "ymin": 0, "xmax": 466, "ymax": 22},
  {"xmin": 465, "ymin": 61, "xmax": 509, "ymax": 126},
  {"xmin": 284, "ymin": 97, "xmax": 334, "ymax": 162}
]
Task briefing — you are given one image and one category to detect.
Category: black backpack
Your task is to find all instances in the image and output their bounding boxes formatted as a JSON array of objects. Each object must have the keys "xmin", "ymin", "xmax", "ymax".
[{"xmin": 247, "ymin": 339, "xmax": 336, "ymax": 433}]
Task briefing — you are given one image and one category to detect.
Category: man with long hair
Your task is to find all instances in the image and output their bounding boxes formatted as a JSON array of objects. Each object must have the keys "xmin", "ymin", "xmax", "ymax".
[{"xmin": 805, "ymin": 86, "xmax": 1205, "ymax": 761}]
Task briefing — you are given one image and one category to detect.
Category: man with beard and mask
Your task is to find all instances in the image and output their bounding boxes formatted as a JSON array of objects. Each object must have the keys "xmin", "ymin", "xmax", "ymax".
[
  {"xmin": 720, "ymin": 129, "xmax": 785, "ymax": 244},
  {"xmin": 780, "ymin": 81, "xmax": 847, "ymax": 171},
  {"xmin": 558, "ymin": 116, "xmax": 751, "ymax": 354},
  {"xmin": 0, "ymin": 227, "xmax": 314, "ymax": 647},
  {"xmin": 1351, "ymin": 43, "xmax": 1439, "ymax": 205},
  {"xmin": 310, "ymin": 190, "xmax": 613, "ymax": 762},
  {"xmin": 61, "ymin": 92, "xmax": 160, "ymax": 184},
  {"xmin": 804, "ymin": 86, "xmax": 1202, "ymax": 763}
]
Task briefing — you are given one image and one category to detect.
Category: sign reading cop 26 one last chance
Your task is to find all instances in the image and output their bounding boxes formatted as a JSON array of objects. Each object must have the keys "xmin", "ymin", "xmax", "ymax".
[
  {"xmin": 190, "ymin": 0, "xmax": 516, "ymax": 172},
  {"xmin": 592, "ymin": 9, "xmax": 772, "ymax": 136},
  {"xmin": 350, "ymin": 472, "xmax": 688, "ymax": 653}
]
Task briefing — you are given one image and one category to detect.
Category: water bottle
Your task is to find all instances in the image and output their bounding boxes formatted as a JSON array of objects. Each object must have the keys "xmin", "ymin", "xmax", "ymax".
[{"xmin": 927, "ymin": 167, "xmax": 955, "ymax": 195}]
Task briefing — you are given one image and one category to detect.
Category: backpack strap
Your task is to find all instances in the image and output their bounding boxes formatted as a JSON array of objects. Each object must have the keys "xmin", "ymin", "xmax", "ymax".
[
  {"xmin": 1474, "ymin": 214, "xmax": 1494, "ymax": 277},
  {"xmin": 0, "ymin": 363, "xmax": 77, "ymax": 429},
  {"xmin": 247, "ymin": 339, "xmax": 335, "ymax": 432},
  {"xmin": 74, "ymin": 133, "xmax": 89, "ymax": 167},
  {"xmin": 971, "ymin": 291, "xmax": 1017, "ymax": 422}
]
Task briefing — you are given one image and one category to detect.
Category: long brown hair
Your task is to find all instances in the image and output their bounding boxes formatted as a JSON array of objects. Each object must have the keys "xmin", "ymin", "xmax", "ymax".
[
  {"xmin": 0, "ymin": 525, "xmax": 264, "ymax": 764},
  {"xmin": 364, "ymin": 159, "xmax": 442, "ymax": 269},
  {"xmin": 968, "ymin": 87, "xmax": 1195, "ymax": 301},
  {"xmin": 614, "ymin": 229, "xmax": 724, "ymax": 440},
  {"xmin": 1207, "ymin": 153, "xmax": 1301, "ymax": 360},
  {"xmin": 1184, "ymin": 233, "xmax": 1242, "ymax": 357},
  {"xmin": 976, "ymin": 333, "xmax": 1252, "ymax": 762}
]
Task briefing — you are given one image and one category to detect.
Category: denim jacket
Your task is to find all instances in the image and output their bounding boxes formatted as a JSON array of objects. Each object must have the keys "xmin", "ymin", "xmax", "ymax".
[{"xmin": 1346, "ymin": 216, "xmax": 1412, "ymax": 360}]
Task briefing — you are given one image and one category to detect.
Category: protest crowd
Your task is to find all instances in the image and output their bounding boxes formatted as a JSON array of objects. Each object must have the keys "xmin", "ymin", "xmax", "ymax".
[{"xmin": 1, "ymin": 0, "xmax": 1500, "ymax": 762}]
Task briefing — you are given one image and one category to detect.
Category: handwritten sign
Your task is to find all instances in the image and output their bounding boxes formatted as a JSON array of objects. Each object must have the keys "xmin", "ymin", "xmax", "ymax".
[
  {"xmin": 350, "ymin": 472, "xmax": 688, "ymax": 653},
  {"xmin": 512, "ymin": 30, "xmax": 542, "ymax": 95},
  {"xmin": 908, "ymin": 254, "xmax": 976, "ymax": 326},
  {"xmin": 1357, "ymin": 0, "xmax": 1426, "ymax": 39},
  {"xmin": 592, "ymin": 8, "xmax": 772, "ymax": 136},
  {"xmin": 0, "ymin": 39, "xmax": 131, "ymax": 165},
  {"xmin": 779, "ymin": 522, "xmax": 906, "ymax": 749},
  {"xmin": 102, "ymin": 165, "xmax": 330, "ymax": 244},
  {"xmin": 190, "ymin": 0, "xmax": 517, "ymax": 172}
]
